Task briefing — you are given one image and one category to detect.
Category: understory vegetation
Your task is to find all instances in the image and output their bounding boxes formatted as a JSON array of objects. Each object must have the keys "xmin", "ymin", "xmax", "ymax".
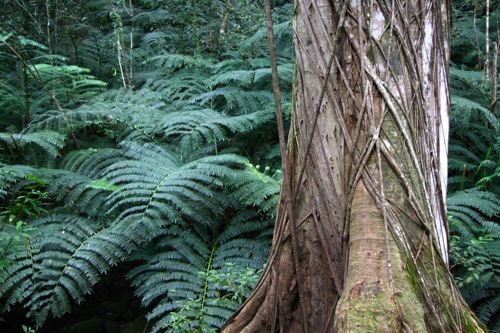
[{"xmin": 0, "ymin": 0, "xmax": 499, "ymax": 332}]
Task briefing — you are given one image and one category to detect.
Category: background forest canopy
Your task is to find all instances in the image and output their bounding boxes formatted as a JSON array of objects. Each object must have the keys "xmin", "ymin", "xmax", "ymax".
[{"xmin": 0, "ymin": 0, "xmax": 498, "ymax": 332}]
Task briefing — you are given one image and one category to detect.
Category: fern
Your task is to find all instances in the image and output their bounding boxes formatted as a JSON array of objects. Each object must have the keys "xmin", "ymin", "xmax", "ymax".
[
  {"xmin": 189, "ymin": 87, "xmax": 276, "ymax": 115},
  {"xmin": 33, "ymin": 149, "xmax": 123, "ymax": 215},
  {"xmin": 207, "ymin": 63, "xmax": 293, "ymax": 91},
  {"xmin": 448, "ymin": 189, "xmax": 500, "ymax": 235},
  {"xmin": 141, "ymin": 53, "xmax": 211, "ymax": 73},
  {"xmin": 104, "ymin": 141, "xmax": 246, "ymax": 233},
  {"xmin": 451, "ymin": 96, "xmax": 500, "ymax": 132},
  {"xmin": 233, "ymin": 19, "xmax": 293, "ymax": 63},
  {"xmin": 26, "ymin": 63, "xmax": 107, "ymax": 107},
  {"xmin": 448, "ymin": 68, "xmax": 499, "ymax": 193},
  {"xmin": 156, "ymin": 108, "xmax": 274, "ymax": 158},
  {"xmin": 0, "ymin": 163, "xmax": 36, "ymax": 201},
  {"xmin": 226, "ymin": 162, "xmax": 281, "ymax": 216},
  {"xmin": 0, "ymin": 131, "xmax": 65, "ymax": 159},
  {"xmin": 0, "ymin": 8, "xmax": 293, "ymax": 331},
  {"xmin": 449, "ymin": 189, "xmax": 500, "ymax": 331},
  {"xmin": 28, "ymin": 89, "xmax": 166, "ymax": 142},
  {"xmin": 0, "ymin": 215, "xmax": 137, "ymax": 327},
  {"xmin": 128, "ymin": 219, "xmax": 269, "ymax": 333}
]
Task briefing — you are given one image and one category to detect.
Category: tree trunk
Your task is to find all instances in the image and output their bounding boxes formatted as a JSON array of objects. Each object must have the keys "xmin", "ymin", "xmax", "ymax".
[{"xmin": 223, "ymin": 0, "xmax": 486, "ymax": 332}]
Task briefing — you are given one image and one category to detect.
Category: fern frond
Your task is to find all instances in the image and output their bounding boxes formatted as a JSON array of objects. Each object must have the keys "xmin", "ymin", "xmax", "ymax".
[
  {"xmin": 0, "ymin": 131, "xmax": 65, "ymax": 158},
  {"xmin": 128, "ymin": 218, "xmax": 269, "ymax": 333},
  {"xmin": 26, "ymin": 63, "xmax": 107, "ymax": 107},
  {"xmin": 17, "ymin": 36, "xmax": 48, "ymax": 51},
  {"xmin": 148, "ymin": 74, "xmax": 210, "ymax": 104},
  {"xmin": 189, "ymin": 87, "xmax": 275, "ymax": 115},
  {"xmin": 208, "ymin": 63, "xmax": 293, "ymax": 90},
  {"xmin": 104, "ymin": 142, "xmax": 245, "ymax": 234},
  {"xmin": 29, "ymin": 92, "xmax": 165, "ymax": 142},
  {"xmin": 142, "ymin": 53, "xmax": 211, "ymax": 73},
  {"xmin": 227, "ymin": 164, "xmax": 281, "ymax": 213},
  {"xmin": 0, "ymin": 215, "xmax": 137, "ymax": 327},
  {"xmin": 449, "ymin": 189, "xmax": 500, "ymax": 217},
  {"xmin": 451, "ymin": 96, "xmax": 500, "ymax": 132},
  {"xmin": 156, "ymin": 108, "xmax": 274, "ymax": 158},
  {"xmin": 37, "ymin": 150, "xmax": 121, "ymax": 214},
  {"xmin": 448, "ymin": 188, "xmax": 500, "ymax": 331}
]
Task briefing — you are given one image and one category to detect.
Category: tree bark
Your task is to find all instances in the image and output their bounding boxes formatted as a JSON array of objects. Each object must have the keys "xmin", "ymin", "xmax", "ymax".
[{"xmin": 223, "ymin": 0, "xmax": 487, "ymax": 332}]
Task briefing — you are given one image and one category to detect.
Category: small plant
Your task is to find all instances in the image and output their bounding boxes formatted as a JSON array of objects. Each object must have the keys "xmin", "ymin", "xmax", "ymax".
[
  {"xmin": 22, "ymin": 324, "xmax": 36, "ymax": 333},
  {"xmin": 0, "ymin": 221, "xmax": 33, "ymax": 276},
  {"xmin": 207, "ymin": 262, "xmax": 262, "ymax": 305},
  {"xmin": 6, "ymin": 175, "xmax": 49, "ymax": 219}
]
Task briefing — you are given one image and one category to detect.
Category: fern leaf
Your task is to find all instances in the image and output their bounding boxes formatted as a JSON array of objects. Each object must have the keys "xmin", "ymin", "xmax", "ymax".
[
  {"xmin": 104, "ymin": 142, "xmax": 245, "ymax": 233},
  {"xmin": 0, "ymin": 215, "xmax": 137, "ymax": 328},
  {"xmin": 0, "ymin": 131, "xmax": 65, "ymax": 158}
]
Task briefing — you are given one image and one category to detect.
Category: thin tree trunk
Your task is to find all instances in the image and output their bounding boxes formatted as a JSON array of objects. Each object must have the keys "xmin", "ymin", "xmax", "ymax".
[{"xmin": 223, "ymin": 0, "xmax": 486, "ymax": 332}]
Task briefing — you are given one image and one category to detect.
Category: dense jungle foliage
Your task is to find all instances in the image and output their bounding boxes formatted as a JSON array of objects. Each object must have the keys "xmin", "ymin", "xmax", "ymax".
[{"xmin": 0, "ymin": 0, "xmax": 499, "ymax": 332}]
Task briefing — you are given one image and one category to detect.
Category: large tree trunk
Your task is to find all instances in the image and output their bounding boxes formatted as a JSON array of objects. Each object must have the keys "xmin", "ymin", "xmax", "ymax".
[{"xmin": 223, "ymin": 0, "xmax": 486, "ymax": 332}]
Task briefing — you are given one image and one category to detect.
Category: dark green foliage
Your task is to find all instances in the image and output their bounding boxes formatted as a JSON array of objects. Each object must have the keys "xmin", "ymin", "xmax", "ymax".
[
  {"xmin": 1, "ymin": 0, "xmax": 497, "ymax": 332},
  {"xmin": 128, "ymin": 218, "xmax": 270, "ymax": 332},
  {"xmin": 451, "ymin": 1, "xmax": 500, "ymax": 68},
  {"xmin": 448, "ymin": 68, "xmax": 499, "ymax": 193},
  {"xmin": 449, "ymin": 189, "xmax": 500, "ymax": 332},
  {"xmin": 448, "ymin": 12, "xmax": 500, "ymax": 328},
  {"xmin": 0, "ymin": 5, "xmax": 293, "ymax": 329},
  {"xmin": 0, "ymin": 215, "xmax": 137, "ymax": 325}
]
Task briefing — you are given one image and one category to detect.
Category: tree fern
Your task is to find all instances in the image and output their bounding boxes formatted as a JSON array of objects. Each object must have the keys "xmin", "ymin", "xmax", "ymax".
[
  {"xmin": 189, "ymin": 87, "xmax": 276, "ymax": 115},
  {"xmin": 234, "ymin": 19, "xmax": 293, "ymax": 63},
  {"xmin": 207, "ymin": 63, "xmax": 293, "ymax": 91},
  {"xmin": 28, "ymin": 88, "xmax": 166, "ymax": 143},
  {"xmin": 449, "ymin": 189, "xmax": 500, "ymax": 234},
  {"xmin": 0, "ymin": 163, "xmax": 35, "ymax": 201},
  {"xmin": 32, "ymin": 149, "xmax": 123, "ymax": 215},
  {"xmin": 226, "ymin": 162, "xmax": 281, "ymax": 217},
  {"xmin": 122, "ymin": 160, "xmax": 279, "ymax": 332},
  {"xmin": 141, "ymin": 53, "xmax": 211, "ymax": 73},
  {"xmin": 0, "ymin": 7, "xmax": 294, "ymax": 331}
]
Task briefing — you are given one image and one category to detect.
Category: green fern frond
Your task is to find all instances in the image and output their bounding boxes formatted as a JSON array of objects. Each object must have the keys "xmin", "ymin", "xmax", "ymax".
[
  {"xmin": 142, "ymin": 53, "xmax": 211, "ymax": 73},
  {"xmin": 16, "ymin": 36, "xmax": 48, "ymax": 51},
  {"xmin": 0, "ymin": 215, "xmax": 137, "ymax": 327},
  {"xmin": 451, "ymin": 96, "xmax": 500, "ymax": 132},
  {"xmin": 36, "ymin": 149, "xmax": 121, "ymax": 214},
  {"xmin": 448, "ymin": 189, "xmax": 500, "ymax": 226},
  {"xmin": 0, "ymin": 163, "xmax": 35, "ymax": 181},
  {"xmin": 128, "ymin": 218, "xmax": 269, "ymax": 333},
  {"xmin": 147, "ymin": 74, "xmax": 210, "ymax": 104},
  {"xmin": 156, "ymin": 108, "xmax": 274, "ymax": 158},
  {"xmin": 189, "ymin": 87, "xmax": 275, "ymax": 115},
  {"xmin": 29, "ymin": 94, "xmax": 164, "ymax": 142},
  {"xmin": 104, "ymin": 142, "xmax": 245, "ymax": 233},
  {"xmin": 25, "ymin": 63, "xmax": 107, "ymax": 107},
  {"xmin": 237, "ymin": 20, "xmax": 293, "ymax": 62},
  {"xmin": 208, "ymin": 63, "xmax": 293, "ymax": 90},
  {"xmin": 448, "ymin": 188, "xmax": 500, "ymax": 330},
  {"xmin": 227, "ymin": 164, "xmax": 281, "ymax": 214},
  {"xmin": 475, "ymin": 295, "xmax": 500, "ymax": 332},
  {"xmin": 0, "ymin": 131, "xmax": 65, "ymax": 158}
]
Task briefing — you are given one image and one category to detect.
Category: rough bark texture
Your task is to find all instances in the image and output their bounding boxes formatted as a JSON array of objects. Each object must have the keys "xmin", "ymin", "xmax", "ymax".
[{"xmin": 223, "ymin": 0, "xmax": 486, "ymax": 332}]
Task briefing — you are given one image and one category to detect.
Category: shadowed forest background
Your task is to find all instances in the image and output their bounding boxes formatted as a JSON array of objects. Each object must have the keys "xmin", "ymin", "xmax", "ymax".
[{"xmin": 0, "ymin": 0, "xmax": 499, "ymax": 332}]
